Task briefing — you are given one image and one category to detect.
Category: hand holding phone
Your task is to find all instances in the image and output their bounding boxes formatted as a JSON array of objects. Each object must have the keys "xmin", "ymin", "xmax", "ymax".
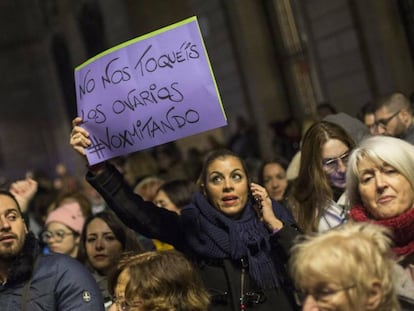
[
  {"xmin": 250, "ymin": 183, "xmax": 283, "ymax": 232},
  {"xmin": 249, "ymin": 188, "xmax": 263, "ymax": 220}
]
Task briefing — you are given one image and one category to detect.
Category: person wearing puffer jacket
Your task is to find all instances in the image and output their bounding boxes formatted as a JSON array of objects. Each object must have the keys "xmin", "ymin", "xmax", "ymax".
[{"xmin": 0, "ymin": 190, "xmax": 104, "ymax": 311}]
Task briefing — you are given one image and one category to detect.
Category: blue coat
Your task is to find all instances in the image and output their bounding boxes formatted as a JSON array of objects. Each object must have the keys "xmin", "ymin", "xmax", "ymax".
[{"xmin": 0, "ymin": 252, "xmax": 105, "ymax": 310}]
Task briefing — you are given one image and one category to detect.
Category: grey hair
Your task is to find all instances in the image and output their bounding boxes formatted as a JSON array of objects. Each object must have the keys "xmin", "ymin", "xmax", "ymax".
[{"xmin": 346, "ymin": 135, "xmax": 414, "ymax": 206}]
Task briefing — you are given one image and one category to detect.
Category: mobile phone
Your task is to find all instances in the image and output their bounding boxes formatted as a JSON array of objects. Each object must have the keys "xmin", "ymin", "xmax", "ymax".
[{"xmin": 250, "ymin": 190, "xmax": 262, "ymax": 218}]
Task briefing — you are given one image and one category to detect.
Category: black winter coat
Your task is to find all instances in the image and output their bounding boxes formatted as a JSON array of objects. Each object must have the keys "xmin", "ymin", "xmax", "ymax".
[{"xmin": 87, "ymin": 163, "xmax": 301, "ymax": 311}]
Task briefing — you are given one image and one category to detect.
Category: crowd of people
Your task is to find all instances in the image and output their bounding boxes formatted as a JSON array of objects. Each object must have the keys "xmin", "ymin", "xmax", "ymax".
[{"xmin": 1, "ymin": 91, "xmax": 414, "ymax": 310}]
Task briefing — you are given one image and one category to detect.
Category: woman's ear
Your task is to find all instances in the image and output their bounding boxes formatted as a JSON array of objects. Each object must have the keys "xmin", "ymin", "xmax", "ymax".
[
  {"xmin": 400, "ymin": 109, "xmax": 412, "ymax": 127},
  {"xmin": 365, "ymin": 279, "xmax": 382, "ymax": 310},
  {"xmin": 200, "ymin": 184, "xmax": 206, "ymax": 196},
  {"xmin": 74, "ymin": 235, "xmax": 81, "ymax": 246}
]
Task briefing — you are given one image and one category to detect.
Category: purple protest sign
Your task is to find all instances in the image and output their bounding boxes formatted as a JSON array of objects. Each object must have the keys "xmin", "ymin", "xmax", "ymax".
[{"xmin": 74, "ymin": 16, "xmax": 227, "ymax": 165}]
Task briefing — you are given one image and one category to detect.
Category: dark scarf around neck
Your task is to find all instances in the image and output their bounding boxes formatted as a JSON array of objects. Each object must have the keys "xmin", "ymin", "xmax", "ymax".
[
  {"xmin": 181, "ymin": 192, "xmax": 282, "ymax": 289},
  {"xmin": 1, "ymin": 232, "xmax": 40, "ymax": 286},
  {"xmin": 349, "ymin": 204, "xmax": 414, "ymax": 256}
]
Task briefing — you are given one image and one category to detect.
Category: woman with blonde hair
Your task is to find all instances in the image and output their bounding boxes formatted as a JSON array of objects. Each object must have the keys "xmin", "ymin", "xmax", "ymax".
[
  {"xmin": 346, "ymin": 135, "xmax": 414, "ymax": 308},
  {"xmin": 290, "ymin": 221, "xmax": 400, "ymax": 311}
]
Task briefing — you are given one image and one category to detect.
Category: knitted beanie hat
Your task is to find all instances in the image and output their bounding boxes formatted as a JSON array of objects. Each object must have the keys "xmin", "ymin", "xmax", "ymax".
[{"xmin": 45, "ymin": 202, "xmax": 85, "ymax": 234}]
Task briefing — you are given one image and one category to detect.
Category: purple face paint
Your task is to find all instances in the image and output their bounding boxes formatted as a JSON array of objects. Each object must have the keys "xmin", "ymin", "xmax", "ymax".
[{"xmin": 326, "ymin": 171, "xmax": 346, "ymax": 189}]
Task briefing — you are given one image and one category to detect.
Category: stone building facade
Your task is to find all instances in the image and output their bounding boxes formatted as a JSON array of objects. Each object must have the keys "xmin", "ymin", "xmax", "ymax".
[{"xmin": 0, "ymin": 0, "xmax": 412, "ymax": 181}]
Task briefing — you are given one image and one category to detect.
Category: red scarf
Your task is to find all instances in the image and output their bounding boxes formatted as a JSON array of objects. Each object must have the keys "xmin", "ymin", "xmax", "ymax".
[{"xmin": 349, "ymin": 205, "xmax": 414, "ymax": 256}]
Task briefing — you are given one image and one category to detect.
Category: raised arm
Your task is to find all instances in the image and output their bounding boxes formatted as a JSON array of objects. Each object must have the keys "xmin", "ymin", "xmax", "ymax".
[
  {"xmin": 69, "ymin": 117, "xmax": 183, "ymax": 247},
  {"xmin": 9, "ymin": 178, "xmax": 38, "ymax": 214}
]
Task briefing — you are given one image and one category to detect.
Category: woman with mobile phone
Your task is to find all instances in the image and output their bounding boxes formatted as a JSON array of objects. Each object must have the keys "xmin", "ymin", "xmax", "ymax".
[{"xmin": 70, "ymin": 116, "xmax": 301, "ymax": 311}]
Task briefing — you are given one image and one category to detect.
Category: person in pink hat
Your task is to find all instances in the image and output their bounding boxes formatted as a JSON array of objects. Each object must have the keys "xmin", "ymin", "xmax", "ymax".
[{"xmin": 43, "ymin": 202, "xmax": 85, "ymax": 258}]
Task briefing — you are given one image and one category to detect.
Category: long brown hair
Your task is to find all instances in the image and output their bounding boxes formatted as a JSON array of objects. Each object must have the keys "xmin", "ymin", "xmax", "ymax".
[
  {"xmin": 109, "ymin": 250, "xmax": 210, "ymax": 311},
  {"xmin": 288, "ymin": 121, "xmax": 355, "ymax": 233},
  {"xmin": 77, "ymin": 211, "xmax": 143, "ymax": 273}
]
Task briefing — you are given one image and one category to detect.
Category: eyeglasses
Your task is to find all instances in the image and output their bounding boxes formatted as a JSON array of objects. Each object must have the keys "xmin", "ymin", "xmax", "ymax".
[
  {"xmin": 322, "ymin": 151, "xmax": 350, "ymax": 172},
  {"xmin": 111, "ymin": 297, "xmax": 140, "ymax": 311},
  {"xmin": 375, "ymin": 110, "xmax": 400, "ymax": 129},
  {"xmin": 41, "ymin": 230, "xmax": 74, "ymax": 243},
  {"xmin": 366, "ymin": 123, "xmax": 376, "ymax": 131},
  {"xmin": 114, "ymin": 299, "xmax": 128, "ymax": 311},
  {"xmin": 294, "ymin": 285, "xmax": 356, "ymax": 306}
]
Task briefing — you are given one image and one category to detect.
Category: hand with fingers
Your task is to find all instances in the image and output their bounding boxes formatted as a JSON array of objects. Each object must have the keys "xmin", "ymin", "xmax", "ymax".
[
  {"xmin": 70, "ymin": 117, "xmax": 92, "ymax": 157},
  {"xmin": 10, "ymin": 178, "xmax": 38, "ymax": 214},
  {"xmin": 70, "ymin": 117, "xmax": 107, "ymax": 173},
  {"xmin": 250, "ymin": 182, "xmax": 283, "ymax": 233}
]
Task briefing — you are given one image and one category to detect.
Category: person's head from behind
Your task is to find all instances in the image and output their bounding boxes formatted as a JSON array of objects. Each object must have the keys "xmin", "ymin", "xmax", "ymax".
[
  {"xmin": 317, "ymin": 102, "xmax": 337, "ymax": 119},
  {"xmin": 153, "ymin": 142, "xmax": 183, "ymax": 171},
  {"xmin": 290, "ymin": 222, "xmax": 400, "ymax": 311},
  {"xmin": 77, "ymin": 211, "xmax": 143, "ymax": 276},
  {"xmin": 258, "ymin": 156, "xmax": 289, "ymax": 202},
  {"xmin": 123, "ymin": 152, "xmax": 159, "ymax": 187},
  {"xmin": 0, "ymin": 191, "xmax": 27, "ymax": 262},
  {"xmin": 300, "ymin": 121, "xmax": 355, "ymax": 190},
  {"xmin": 153, "ymin": 179, "xmax": 196, "ymax": 214},
  {"xmin": 43, "ymin": 202, "xmax": 84, "ymax": 258},
  {"xmin": 109, "ymin": 250, "xmax": 209, "ymax": 311},
  {"xmin": 197, "ymin": 149, "xmax": 250, "ymax": 219},
  {"xmin": 346, "ymin": 135, "xmax": 414, "ymax": 220},
  {"xmin": 133, "ymin": 175, "xmax": 164, "ymax": 201},
  {"xmin": 374, "ymin": 92, "xmax": 412, "ymax": 138}
]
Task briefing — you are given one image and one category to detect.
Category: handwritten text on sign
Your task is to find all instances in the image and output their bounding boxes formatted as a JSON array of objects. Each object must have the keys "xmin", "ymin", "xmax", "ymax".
[{"xmin": 75, "ymin": 16, "xmax": 227, "ymax": 165}]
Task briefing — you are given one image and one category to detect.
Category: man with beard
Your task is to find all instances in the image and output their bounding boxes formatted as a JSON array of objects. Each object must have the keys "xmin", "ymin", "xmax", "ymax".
[
  {"xmin": 374, "ymin": 91, "xmax": 414, "ymax": 144},
  {"xmin": 0, "ymin": 190, "xmax": 104, "ymax": 310}
]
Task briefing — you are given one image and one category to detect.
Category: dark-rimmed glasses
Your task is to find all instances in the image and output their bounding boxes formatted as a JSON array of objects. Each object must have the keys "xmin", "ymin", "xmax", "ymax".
[
  {"xmin": 322, "ymin": 151, "xmax": 350, "ymax": 172},
  {"xmin": 294, "ymin": 285, "xmax": 356, "ymax": 306},
  {"xmin": 375, "ymin": 110, "xmax": 400, "ymax": 129},
  {"xmin": 41, "ymin": 230, "xmax": 74, "ymax": 243}
]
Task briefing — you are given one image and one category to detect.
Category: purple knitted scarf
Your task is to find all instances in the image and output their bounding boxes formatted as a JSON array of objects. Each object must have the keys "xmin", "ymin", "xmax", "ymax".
[{"xmin": 181, "ymin": 192, "xmax": 281, "ymax": 289}]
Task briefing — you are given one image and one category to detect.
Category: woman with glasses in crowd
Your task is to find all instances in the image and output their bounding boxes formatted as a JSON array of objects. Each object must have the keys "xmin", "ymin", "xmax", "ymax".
[
  {"xmin": 108, "ymin": 250, "xmax": 210, "ymax": 311},
  {"xmin": 290, "ymin": 221, "xmax": 400, "ymax": 311},
  {"xmin": 288, "ymin": 121, "xmax": 356, "ymax": 233},
  {"xmin": 42, "ymin": 201, "xmax": 85, "ymax": 258}
]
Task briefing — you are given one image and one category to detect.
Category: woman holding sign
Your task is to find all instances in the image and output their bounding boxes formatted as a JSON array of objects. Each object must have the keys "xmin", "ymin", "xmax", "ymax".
[{"xmin": 70, "ymin": 117, "xmax": 301, "ymax": 310}]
